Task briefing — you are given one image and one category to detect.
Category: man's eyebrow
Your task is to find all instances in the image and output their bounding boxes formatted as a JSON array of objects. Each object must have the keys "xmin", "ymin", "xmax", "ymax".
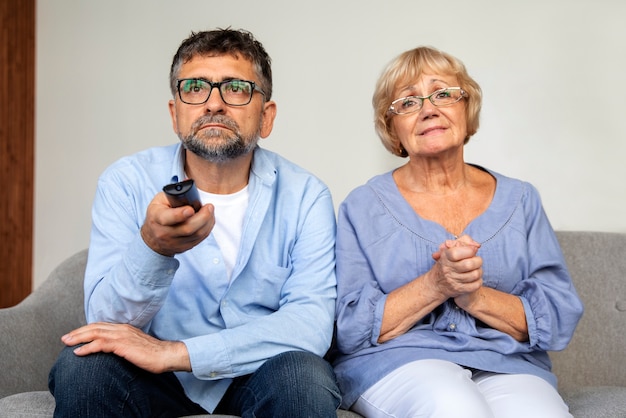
[
  {"xmin": 180, "ymin": 77, "xmax": 209, "ymax": 82},
  {"xmin": 181, "ymin": 77, "xmax": 243, "ymax": 82}
]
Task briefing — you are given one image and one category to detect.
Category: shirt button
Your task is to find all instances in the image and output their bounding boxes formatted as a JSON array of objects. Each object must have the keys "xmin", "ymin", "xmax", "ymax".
[
  {"xmin": 213, "ymin": 258, "xmax": 220, "ymax": 264},
  {"xmin": 449, "ymin": 323, "xmax": 457, "ymax": 330},
  {"xmin": 209, "ymin": 372, "xmax": 217, "ymax": 378}
]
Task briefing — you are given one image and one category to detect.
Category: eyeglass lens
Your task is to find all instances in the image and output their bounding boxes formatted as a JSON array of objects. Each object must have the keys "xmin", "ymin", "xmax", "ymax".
[
  {"xmin": 178, "ymin": 79, "xmax": 254, "ymax": 105},
  {"xmin": 390, "ymin": 88, "xmax": 464, "ymax": 115}
]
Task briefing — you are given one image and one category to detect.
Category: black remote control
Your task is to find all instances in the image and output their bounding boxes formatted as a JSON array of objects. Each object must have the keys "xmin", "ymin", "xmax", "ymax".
[{"xmin": 163, "ymin": 179, "xmax": 202, "ymax": 212}]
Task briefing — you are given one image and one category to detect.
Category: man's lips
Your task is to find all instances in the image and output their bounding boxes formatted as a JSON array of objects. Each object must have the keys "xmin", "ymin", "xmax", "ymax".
[
  {"xmin": 199, "ymin": 123, "xmax": 229, "ymax": 130},
  {"xmin": 191, "ymin": 115, "xmax": 239, "ymax": 135},
  {"xmin": 195, "ymin": 124, "xmax": 234, "ymax": 136}
]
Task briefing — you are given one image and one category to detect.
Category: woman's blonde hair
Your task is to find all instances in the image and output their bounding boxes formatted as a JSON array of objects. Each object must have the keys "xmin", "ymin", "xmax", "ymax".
[{"xmin": 373, "ymin": 46, "xmax": 482, "ymax": 157}]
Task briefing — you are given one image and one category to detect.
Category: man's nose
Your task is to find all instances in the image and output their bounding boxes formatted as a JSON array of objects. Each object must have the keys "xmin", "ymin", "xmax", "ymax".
[{"xmin": 203, "ymin": 86, "xmax": 226, "ymax": 112}]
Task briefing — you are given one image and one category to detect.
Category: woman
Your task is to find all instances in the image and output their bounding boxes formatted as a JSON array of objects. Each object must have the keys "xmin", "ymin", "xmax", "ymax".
[{"xmin": 332, "ymin": 46, "xmax": 583, "ymax": 417}]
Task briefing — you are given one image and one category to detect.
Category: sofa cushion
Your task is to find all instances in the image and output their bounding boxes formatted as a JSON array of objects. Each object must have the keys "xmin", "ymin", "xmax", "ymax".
[
  {"xmin": 0, "ymin": 391, "xmax": 55, "ymax": 418},
  {"xmin": 562, "ymin": 386, "xmax": 626, "ymax": 418},
  {"xmin": 4, "ymin": 388, "xmax": 624, "ymax": 418},
  {"xmin": 0, "ymin": 391, "xmax": 362, "ymax": 418}
]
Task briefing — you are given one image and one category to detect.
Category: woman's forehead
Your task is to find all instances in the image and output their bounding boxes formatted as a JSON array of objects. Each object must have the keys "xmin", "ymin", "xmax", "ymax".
[{"xmin": 394, "ymin": 71, "xmax": 458, "ymax": 93}]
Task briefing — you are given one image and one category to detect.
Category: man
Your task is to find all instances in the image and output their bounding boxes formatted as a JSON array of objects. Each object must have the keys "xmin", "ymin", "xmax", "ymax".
[{"xmin": 49, "ymin": 28, "xmax": 340, "ymax": 417}]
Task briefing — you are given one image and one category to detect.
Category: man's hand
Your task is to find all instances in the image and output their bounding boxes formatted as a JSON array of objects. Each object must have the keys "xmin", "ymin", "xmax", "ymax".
[
  {"xmin": 61, "ymin": 322, "xmax": 192, "ymax": 373},
  {"xmin": 141, "ymin": 192, "xmax": 215, "ymax": 257}
]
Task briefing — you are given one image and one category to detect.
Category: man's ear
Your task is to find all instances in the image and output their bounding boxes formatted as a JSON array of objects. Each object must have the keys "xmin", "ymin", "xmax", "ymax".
[
  {"xmin": 168, "ymin": 99, "xmax": 178, "ymax": 134},
  {"xmin": 259, "ymin": 100, "xmax": 277, "ymax": 138}
]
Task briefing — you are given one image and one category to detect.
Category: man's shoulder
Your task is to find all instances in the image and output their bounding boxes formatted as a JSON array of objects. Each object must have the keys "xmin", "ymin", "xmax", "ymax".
[
  {"xmin": 111, "ymin": 143, "xmax": 179, "ymax": 166},
  {"xmin": 102, "ymin": 144, "xmax": 180, "ymax": 177},
  {"xmin": 254, "ymin": 146, "xmax": 302, "ymax": 170},
  {"xmin": 253, "ymin": 147, "xmax": 328, "ymax": 187}
]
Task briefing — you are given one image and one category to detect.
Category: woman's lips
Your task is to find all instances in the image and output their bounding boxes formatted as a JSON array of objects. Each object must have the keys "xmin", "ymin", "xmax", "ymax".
[{"xmin": 420, "ymin": 126, "xmax": 446, "ymax": 136}]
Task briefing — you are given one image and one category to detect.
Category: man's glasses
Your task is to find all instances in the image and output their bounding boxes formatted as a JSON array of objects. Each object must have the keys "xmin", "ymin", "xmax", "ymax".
[
  {"xmin": 388, "ymin": 87, "xmax": 466, "ymax": 115},
  {"xmin": 176, "ymin": 78, "xmax": 266, "ymax": 106}
]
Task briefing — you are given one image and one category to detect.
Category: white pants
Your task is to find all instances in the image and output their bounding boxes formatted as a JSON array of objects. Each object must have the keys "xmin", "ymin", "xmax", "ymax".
[{"xmin": 352, "ymin": 359, "xmax": 572, "ymax": 418}]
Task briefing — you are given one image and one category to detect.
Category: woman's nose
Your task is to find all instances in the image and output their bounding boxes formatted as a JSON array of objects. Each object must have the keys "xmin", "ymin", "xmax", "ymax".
[{"xmin": 419, "ymin": 99, "xmax": 439, "ymax": 118}]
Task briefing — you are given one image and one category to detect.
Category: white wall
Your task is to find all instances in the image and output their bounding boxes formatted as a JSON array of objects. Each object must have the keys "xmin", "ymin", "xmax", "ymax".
[{"xmin": 35, "ymin": 0, "xmax": 626, "ymax": 287}]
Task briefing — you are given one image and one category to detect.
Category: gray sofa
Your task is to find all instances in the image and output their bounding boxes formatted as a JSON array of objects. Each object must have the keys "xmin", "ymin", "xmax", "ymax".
[{"xmin": 1, "ymin": 231, "xmax": 625, "ymax": 417}]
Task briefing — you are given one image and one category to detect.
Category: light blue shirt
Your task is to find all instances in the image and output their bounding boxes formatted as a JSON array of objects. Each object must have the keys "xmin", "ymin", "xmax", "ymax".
[
  {"xmin": 331, "ymin": 168, "xmax": 584, "ymax": 408},
  {"xmin": 84, "ymin": 144, "xmax": 337, "ymax": 412}
]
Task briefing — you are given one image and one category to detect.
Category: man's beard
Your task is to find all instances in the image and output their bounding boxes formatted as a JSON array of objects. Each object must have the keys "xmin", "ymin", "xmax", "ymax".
[{"xmin": 180, "ymin": 114, "xmax": 260, "ymax": 163}]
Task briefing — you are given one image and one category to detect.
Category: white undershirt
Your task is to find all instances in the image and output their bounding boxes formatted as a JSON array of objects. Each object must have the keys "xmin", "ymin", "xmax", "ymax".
[{"xmin": 198, "ymin": 186, "xmax": 249, "ymax": 280}]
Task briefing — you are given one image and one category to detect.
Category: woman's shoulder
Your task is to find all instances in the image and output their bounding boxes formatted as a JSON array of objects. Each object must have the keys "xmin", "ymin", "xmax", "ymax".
[
  {"xmin": 341, "ymin": 171, "xmax": 395, "ymax": 206},
  {"xmin": 473, "ymin": 165, "xmax": 545, "ymax": 226},
  {"xmin": 472, "ymin": 164, "xmax": 539, "ymax": 196}
]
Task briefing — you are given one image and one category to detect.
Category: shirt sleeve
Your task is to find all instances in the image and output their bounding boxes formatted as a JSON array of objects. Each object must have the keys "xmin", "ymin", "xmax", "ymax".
[
  {"xmin": 84, "ymin": 169, "xmax": 179, "ymax": 328},
  {"xmin": 512, "ymin": 183, "xmax": 584, "ymax": 351}
]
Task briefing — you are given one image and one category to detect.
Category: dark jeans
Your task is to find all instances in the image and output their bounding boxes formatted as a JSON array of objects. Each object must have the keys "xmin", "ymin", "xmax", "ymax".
[{"xmin": 49, "ymin": 346, "xmax": 340, "ymax": 418}]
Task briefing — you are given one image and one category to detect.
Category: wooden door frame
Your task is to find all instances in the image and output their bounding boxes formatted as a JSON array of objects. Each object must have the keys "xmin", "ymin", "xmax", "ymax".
[{"xmin": 1, "ymin": 0, "xmax": 35, "ymax": 307}]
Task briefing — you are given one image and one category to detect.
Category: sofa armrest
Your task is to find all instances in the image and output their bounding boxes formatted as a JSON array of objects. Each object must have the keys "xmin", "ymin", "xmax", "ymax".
[
  {"xmin": 0, "ymin": 249, "xmax": 88, "ymax": 398},
  {"xmin": 552, "ymin": 231, "xmax": 626, "ymax": 390}
]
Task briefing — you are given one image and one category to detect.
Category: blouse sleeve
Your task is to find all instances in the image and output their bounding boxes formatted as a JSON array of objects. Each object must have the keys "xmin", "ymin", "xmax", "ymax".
[
  {"xmin": 512, "ymin": 183, "xmax": 584, "ymax": 351},
  {"xmin": 334, "ymin": 204, "xmax": 388, "ymax": 353}
]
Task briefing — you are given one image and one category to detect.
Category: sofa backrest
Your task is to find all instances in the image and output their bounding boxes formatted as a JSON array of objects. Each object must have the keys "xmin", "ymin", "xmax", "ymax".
[
  {"xmin": 551, "ymin": 231, "xmax": 626, "ymax": 390},
  {"xmin": 1, "ymin": 231, "xmax": 624, "ymax": 398},
  {"xmin": 0, "ymin": 249, "xmax": 87, "ymax": 398}
]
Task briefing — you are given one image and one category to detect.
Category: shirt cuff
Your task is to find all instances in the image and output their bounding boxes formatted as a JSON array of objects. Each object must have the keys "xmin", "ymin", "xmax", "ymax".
[{"xmin": 183, "ymin": 333, "xmax": 233, "ymax": 379}]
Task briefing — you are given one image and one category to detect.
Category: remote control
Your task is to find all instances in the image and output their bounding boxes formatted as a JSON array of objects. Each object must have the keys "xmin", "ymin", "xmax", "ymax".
[{"xmin": 163, "ymin": 179, "xmax": 202, "ymax": 212}]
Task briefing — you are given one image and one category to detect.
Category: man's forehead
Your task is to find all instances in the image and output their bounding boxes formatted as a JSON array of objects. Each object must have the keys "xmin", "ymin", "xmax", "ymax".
[
  {"xmin": 183, "ymin": 52, "xmax": 250, "ymax": 65},
  {"xmin": 179, "ymin": 53, "xmax": 255, "ymax": 78}
]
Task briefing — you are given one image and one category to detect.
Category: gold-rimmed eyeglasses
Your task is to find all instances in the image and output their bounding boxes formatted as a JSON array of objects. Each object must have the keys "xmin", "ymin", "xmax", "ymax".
[{"xmin": 388, "ymin": 87, "xmax": 466, "ymax": 115}]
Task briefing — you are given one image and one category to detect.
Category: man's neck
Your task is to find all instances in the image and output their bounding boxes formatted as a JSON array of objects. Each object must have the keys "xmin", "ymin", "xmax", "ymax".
[{"xmin": 184, "ymin": 150, "xmax": 253, "ymax": 194}]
